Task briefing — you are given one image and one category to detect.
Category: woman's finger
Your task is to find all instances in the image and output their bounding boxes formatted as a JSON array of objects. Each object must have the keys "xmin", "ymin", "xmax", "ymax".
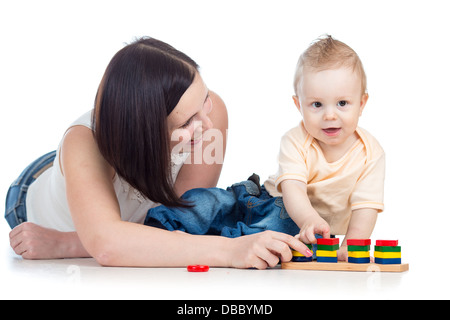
[
  {"xmin": 9, "ymin": 234, "xmax": 23, "ymax": 251},
  {"xmin": 9, "ymin": 223, "xmax": 24, "ymax": 240},
  {"xmin": 253, "ymin": 243, "xmax": 279, "ymax": 268},
  {"xmin": 266, "ymin": 239, "xmax": 292, "ymax": 262},
  {"xmin": 269, "ymin": 231, "xmax": 313, "ymax": 258}
]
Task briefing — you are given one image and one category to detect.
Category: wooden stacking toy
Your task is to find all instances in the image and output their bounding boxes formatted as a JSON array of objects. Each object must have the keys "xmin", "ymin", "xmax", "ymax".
[
  {"xmin": 347, "ymin": 239, "xmax": 371, "ymax": 264},
  {"xmin": 282, "ymin": 238, "xmax": 408, "ymax": 272},
  {"xmin": 316, "ymin": 238, "xmax": 339, "ymax": 263},
  {"xmin": 374, "ymin": 240, "xmax": 401, "ymax": 264}
]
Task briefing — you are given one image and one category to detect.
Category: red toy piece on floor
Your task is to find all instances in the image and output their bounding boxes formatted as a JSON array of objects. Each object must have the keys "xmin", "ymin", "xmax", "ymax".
[{"xmin": 187, "ymin": 265, "xmax": 209, "ymax": 272}]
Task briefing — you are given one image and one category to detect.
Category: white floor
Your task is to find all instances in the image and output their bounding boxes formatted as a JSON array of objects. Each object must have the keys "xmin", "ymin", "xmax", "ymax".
[{"xmin": 2, "ymin": 224, "xmax": 448, "ymax": 300}]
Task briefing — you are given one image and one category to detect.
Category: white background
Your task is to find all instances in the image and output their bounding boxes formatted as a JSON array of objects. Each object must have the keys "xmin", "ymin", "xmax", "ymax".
[{"xmin": 1, "ymin": 0, "xmax": 449, "ymax": 299}]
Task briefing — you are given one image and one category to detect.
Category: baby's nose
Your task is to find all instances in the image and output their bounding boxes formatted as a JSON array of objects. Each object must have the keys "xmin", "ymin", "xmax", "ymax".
[{"xmin": 323, "ymin": 106, "xmax": 337, "ymax": 120}]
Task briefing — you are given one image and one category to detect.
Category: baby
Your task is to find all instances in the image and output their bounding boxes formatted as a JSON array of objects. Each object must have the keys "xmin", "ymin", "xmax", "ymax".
[
  {"xmin": 264, "ymin": 35, "xmax": 385, "ymax": 260},
  {"xmin": 145, "ymin": 35, "xmax": 385, "ymax": 262}
]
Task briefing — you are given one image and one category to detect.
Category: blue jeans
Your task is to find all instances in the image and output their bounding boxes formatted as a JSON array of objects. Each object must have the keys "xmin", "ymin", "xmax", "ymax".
[
  {"xmin": 4, "ymin": 151, "xmax": 56, "ymax": 229},
  {"xmin": 144, "ymin": 177, "xmax": 300, "ymax": 238}
]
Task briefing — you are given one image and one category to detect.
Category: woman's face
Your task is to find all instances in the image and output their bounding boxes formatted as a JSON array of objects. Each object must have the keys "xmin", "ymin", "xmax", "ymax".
[{"xmin": 167, "ymin": 73, "xmax": 213, "ymax": 154}]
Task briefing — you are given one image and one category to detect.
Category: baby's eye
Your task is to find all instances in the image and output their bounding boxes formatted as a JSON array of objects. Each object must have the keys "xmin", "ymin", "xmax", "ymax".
[
  {"xmin": 312, "ymin": 102, "xmax": 322, "ymax": 108},
  {"xmin": 337, "ymin": 100, "xmax": 347, "ymax": 107}
]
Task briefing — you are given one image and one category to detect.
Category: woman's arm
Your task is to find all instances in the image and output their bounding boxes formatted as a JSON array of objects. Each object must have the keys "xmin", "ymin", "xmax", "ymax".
[
  {"xmin": 10, "ymin": 93, "xmax": 313, "ymax": 266},
  {"xmin": 9, "ymin": 92, "xmax": 227, "ymax": 261},
  {"xmin": 9, "ymin": 222, "xmax": 90, "ymax": 259},
  {"xmin": 61, "ymin": 125, "xmax": 311, "ymax": 267},
  {"xmin": 174, "ymin": 91, "xmax": 228, "ymax": 196}
]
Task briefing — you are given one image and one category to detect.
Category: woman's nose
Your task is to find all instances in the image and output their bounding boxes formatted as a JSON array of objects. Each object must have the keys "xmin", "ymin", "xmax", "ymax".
[
  {"xmin": 205, "ymin": 96, "xmax": 213, "ymax": 115},
  {"xmin": 201, "ymin": 114, "xmax": 213, "ymax": 131}
]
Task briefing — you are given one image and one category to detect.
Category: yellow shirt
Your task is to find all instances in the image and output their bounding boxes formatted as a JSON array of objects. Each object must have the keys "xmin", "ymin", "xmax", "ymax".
[{"xmin": 264, "ymin": 122, "xmax": 385, "ymax": 235}]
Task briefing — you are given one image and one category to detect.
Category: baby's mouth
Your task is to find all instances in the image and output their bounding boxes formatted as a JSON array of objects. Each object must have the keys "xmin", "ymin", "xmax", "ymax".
[{"xmin": 322, "ymin": 128, "xmax": 341, "ymax": 136}]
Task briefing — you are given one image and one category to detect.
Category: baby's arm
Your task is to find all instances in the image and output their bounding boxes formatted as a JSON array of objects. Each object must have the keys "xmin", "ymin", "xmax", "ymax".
[
  {"xmin": 338, "ymin": 208, "xmax": 378, "ymax": 261},
  {"xmin": 280, "ymin": 180, "xmax": 331, "ymax": 244}
]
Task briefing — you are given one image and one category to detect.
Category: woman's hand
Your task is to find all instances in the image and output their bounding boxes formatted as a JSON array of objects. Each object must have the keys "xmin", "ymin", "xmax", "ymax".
[
  {"xmin": 226, "ymin": 230, "xmax": 313, "ymax": 269},
  {"xmin": 9, "ymin": 222, "xmax": 89, "ymax": 259}
]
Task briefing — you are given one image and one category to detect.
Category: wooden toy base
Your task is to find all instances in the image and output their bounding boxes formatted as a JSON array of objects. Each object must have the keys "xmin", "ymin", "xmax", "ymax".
[{"xmin": 281, "ymin": 261, "xmax": 409, "ymax": 272}]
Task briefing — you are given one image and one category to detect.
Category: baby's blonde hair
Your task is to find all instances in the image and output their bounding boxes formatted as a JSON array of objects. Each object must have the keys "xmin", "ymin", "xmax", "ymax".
[{"xmin": 294, "ymin": 35, "xmax": 367, "ymax": 96}]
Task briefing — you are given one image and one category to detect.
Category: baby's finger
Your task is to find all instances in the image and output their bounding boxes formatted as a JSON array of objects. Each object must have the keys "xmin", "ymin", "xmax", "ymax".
[
  {"xmin": 298, "ymin": 229, "xmax": 311, "ymax": 244},
  {"xmin": 298, "ymin": 232, "xmax": 313, "ymax": 248},
  {"xmin": 305, "ymin": 228, "xmax": 317, "ymax": 244},
  {"xmin": 316, "ymin": 224, "xmax": 331, "ymax": 239}
]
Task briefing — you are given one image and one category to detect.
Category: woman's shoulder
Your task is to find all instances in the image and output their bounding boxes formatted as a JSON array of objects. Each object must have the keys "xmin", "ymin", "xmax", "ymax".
[
  {"xmin": 69, "ymin": 110, "xmax": 93, "ymax": 129},
  {"xmin": 61, "ymin": 124, "xmax": 115, "ymax": 179},
  {"xmin": 208, "ymin": 91, "xmax": 228, "ymax": 131}
]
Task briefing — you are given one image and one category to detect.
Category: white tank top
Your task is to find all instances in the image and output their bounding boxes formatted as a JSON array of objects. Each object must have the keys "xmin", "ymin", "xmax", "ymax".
[{"xmin": 26, "ymin": 110, "xmax": 190, "ymax": 232}]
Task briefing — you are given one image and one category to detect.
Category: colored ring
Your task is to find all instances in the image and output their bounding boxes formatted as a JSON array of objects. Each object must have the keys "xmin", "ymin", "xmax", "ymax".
[
  {"xmin": 317, "ymin": 238, "xmax": 339, "ymax": 245},
  {"xmin": 317, "ymin": 256, "xmax": 338, "ymax": 263},
  {"xmin": 374, "ymin": 258, "xmax": 401, "ymax": 265},
  {"xmin": 292, "ymin": 256, "xmax": 313, "ymax": 262},
  {"xmin": 374, "ymin": 251, "xmax": 402, "ymax": 259},
  {"xmin": 292, "ymin": 250, "xmax": 307, "ymax": 257},
  {"xmin": 374, "ymin": 246, "xmax": 401, "ymax": 252},
  {"xmin": 348, "ymin": 257, "xmax": 370, "ymax": 264},
  {"xmin": 316, "ymin": 250, "xmax": 337, "ymax": 257},
  {"xmin": 187, "ymin": 265, "xmax": 209, "ymax": 272},
  {"xmin": 348, "ymin": 251, "xmax": 370, "ymax": 258},
  {"xmin": 347, "ymin": 239, "xmax": 371, "ymax": 246},
  {"xmin": 375, "ymin": 240, "xmax": 398, "ymax": 247}
]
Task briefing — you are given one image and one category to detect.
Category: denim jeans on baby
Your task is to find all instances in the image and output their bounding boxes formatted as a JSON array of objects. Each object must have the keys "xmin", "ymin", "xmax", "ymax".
[
  {"xmin": 144, "ymin": 175, "xmax": 300, "ymax": 238},
  {"xmin": 4, "ymin": 151, "xmax": 56, "ymax": 229}
]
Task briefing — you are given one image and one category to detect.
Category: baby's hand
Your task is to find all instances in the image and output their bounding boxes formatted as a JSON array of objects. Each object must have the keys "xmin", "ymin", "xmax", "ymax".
[
  {"xmin": 298, "ymin": 216, "xmax": 331, "ymax": 244},
  {"xmin": 337, "ymin": 246, "xmax": 348, "ymax": 262}
]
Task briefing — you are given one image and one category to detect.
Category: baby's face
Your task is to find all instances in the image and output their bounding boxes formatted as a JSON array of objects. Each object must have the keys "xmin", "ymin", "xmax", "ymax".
[{"xmin": 295, "ymin": 66, "xmax": 368, "ymax": 151}]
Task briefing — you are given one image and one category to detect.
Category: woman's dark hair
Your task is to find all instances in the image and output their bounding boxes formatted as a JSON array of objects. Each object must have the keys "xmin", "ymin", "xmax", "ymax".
[{"xmin": 92, "ymin": 37, "xmax": 198, "ymax": 207}]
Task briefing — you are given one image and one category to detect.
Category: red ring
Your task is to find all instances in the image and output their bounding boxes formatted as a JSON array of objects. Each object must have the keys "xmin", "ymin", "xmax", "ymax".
[{"xmin": 187, "ymin": 265, "xmax": 209, "ymax": 272}]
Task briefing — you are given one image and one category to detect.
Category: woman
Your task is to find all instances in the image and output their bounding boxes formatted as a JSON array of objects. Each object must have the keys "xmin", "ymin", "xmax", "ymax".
[{"xmin": 6, "ymin": 37, "xmax": 309, "ymax": 269}]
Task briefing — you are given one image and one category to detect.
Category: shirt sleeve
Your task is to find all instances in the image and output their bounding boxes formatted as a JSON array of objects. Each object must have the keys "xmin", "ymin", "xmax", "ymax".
[
  {"xmin": 274, "ymin": 132, "xmax": 308, "ymax": 192},
  {"xmin": 350, "ymin": 152, "xmax": 385, "ymax": 212}
]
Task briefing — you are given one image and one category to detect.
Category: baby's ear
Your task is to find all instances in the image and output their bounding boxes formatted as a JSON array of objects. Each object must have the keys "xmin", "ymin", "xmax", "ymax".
[
  {"xmin": 292, "ymin": 95, "xmax": 302, "ymax": 114},
  {"xmin": 359, "ymin": 93, "xmax": 369, "ymax": 116}
]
